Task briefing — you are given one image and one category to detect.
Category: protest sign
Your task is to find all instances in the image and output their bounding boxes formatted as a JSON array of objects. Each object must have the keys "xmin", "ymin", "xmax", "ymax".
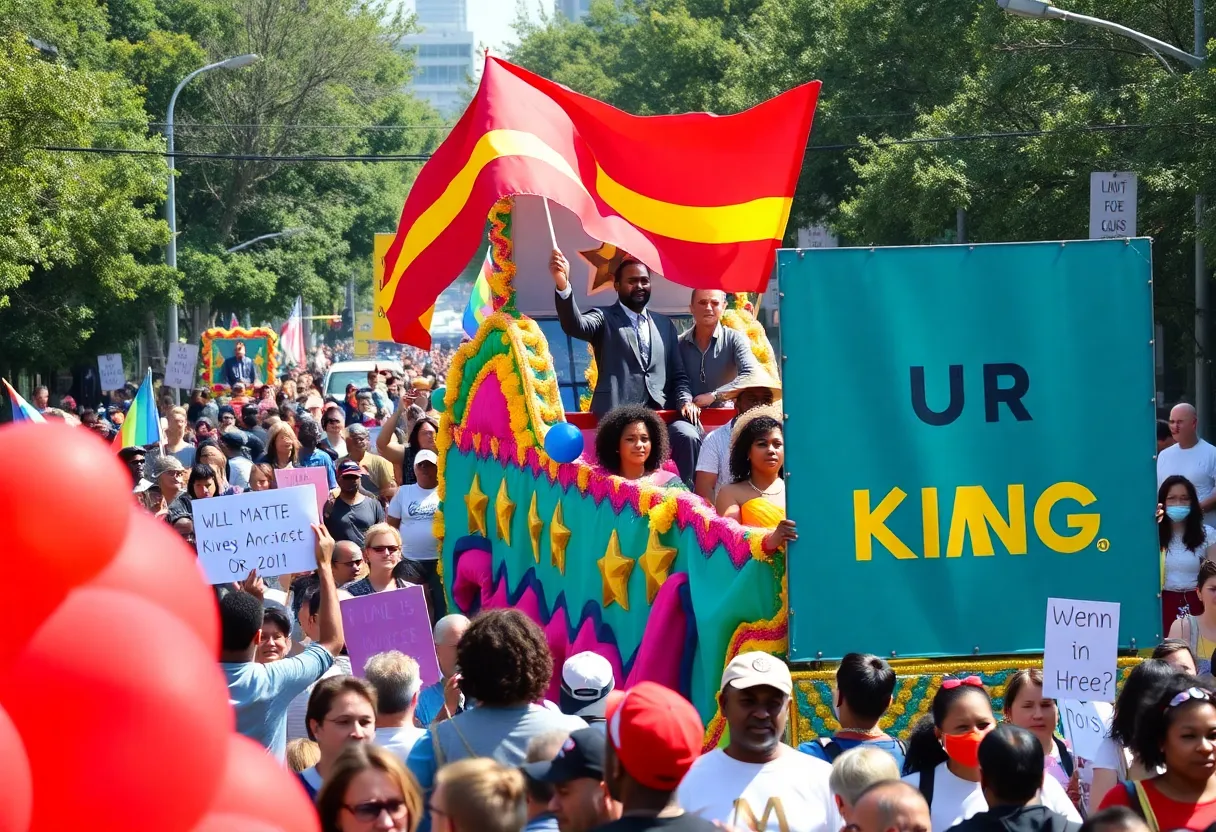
[
  {"xmin": 98, "ymin": 353, "xmax": 126, "ymax": 391},
  {"xmin": 275, "ymin": 466, "xmax": 330, "ymax": 519},
  {"xmin": 1060, "ymin": 699, "xmax": 1114, "ymax": 761},
  {"xmin": 341, "ymin": 585, "xmax": 440, "ymax": 686},
  {"xmin": 164, "ymin": 343, "xmax": 200, "ymax": 389},
  {"xmin": 1043, "ymin": 598, "xmax": 1120, "ymax": 701},
  {"xmin": 194, "ymin": 485, "xmax": 319, "ymax": 584}
]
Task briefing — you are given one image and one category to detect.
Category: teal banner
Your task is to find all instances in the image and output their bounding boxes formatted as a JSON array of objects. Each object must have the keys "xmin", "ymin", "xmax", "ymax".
[{"xmin": 780, "ymin": 240, "xmax": 1158, "ymax": 660}]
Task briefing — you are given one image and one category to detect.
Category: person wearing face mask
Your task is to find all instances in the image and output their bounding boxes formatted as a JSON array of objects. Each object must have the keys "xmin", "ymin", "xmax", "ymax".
[
  {"xmin": 901, "ymin": 677, "xmax": 1080, "ymax": 832},
  {"xmin": 676, "ymin": 652, "xmax": 836, "ymax": 832},
  {"xmin": 1158, "ymin": 475, "xmax": 1216, "ymax": 635}
]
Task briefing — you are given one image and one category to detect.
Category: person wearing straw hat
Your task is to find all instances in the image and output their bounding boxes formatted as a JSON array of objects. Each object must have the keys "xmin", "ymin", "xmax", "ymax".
[{"xmin": 693, "ymin": 369, "xmax": 782, "ymax": 505}]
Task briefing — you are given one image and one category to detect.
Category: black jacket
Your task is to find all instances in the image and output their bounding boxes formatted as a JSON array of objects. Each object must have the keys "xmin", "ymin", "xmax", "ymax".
[{"xmin": 952, "ymin": 804, "xmax": 1080, "ymax": 832}]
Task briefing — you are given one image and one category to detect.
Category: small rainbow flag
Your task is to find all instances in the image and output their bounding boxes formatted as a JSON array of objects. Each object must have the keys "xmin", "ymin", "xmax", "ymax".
[
  {"xmin": 112, "ymin": 369, "xmax": 162, "ymax": 450},
  {"xmin": 461, "ymin": 247, "xmax": 494, "ymax": 339},
  {"xmin": 1, "ymin": 379, "xmax": 46, "ymax": 423}
]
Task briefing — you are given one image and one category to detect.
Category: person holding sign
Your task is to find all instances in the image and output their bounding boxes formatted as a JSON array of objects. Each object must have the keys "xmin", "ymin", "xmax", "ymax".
[
  {"xmin": 1158, "ymin": 476, "xmax": 1216, "ymax": 634},
  {"xmin": 714, "ymin": 404, "xmax": 797, "ymax": 554},
  {"xmin": 220, "ymin": 523, "xmax": 346, "ymax": 761},
  {"xmin": 1098, "ymin": 677, "xmax": 1216, "ymax": 829}
]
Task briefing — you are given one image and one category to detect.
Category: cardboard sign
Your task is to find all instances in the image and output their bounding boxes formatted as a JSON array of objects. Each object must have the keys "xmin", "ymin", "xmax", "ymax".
[
  {"xmin": 164, "ymin": 343, "xmax": 200, "ymax": 389},
  {"xmin": 341, "ymin": 585, "xmax": 440, "ymax": 686},
  {"xmin": 1060, "ymin": 699, "xmax": 1115, "ymax": 761},
  {"xmin": 194, "ymin": 485, "xmax": 319, "ymax": 584},
  {"xmin": 275, "ymin": 466, "xmax": 331, "ymax": 520},
  {"xmin": 1043, "ymin": 598, "xmax": 1120, "ymax": 702},
  {"xmin": 98, "ymin": 353, "xmax": 126, "ymax": 391}
]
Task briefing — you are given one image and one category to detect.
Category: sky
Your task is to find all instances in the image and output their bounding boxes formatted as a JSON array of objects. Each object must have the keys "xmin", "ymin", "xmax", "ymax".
[{"xmin": 432, "ymin": 0, "xmax": 541, "ymax": 53}]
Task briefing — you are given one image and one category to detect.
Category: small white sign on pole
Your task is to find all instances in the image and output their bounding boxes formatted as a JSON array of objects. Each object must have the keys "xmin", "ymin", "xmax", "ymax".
[
  {"xmin": 194, "ymin": 485, "xmax": 320, "ymax": 584},
  {"xmin": 1042, "ymin": 598, "xmax": 1121, "ymax": 702},
  {"xmin": 1089, "ymin": 172, "xmax": 1137, "ymax": 239},
  {"xmin": 164, "ymin": 343, "xmax": 200, "ymax": 390},
  {"xmin": 98, "ymin": 353, "xmax": 126, "ymax": 391},
  {"xmin": 1060, "ymin": 699, "xmax": 1115, "ymax": 761}
]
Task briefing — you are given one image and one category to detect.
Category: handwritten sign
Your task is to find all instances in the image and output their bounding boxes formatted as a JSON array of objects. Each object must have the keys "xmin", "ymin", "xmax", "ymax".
[
  {"xmin": 1061, "ymin": 699, "xmax": 1115, "ymax": 761},
  {"xmin": 98, "ymin": 353, "xmax": 126, "ymax": 391},
  {"xmin": 1043, "ymin": 598, "xmax": 1120, "ymax": 702},
  {"xmin": 164, "ymin": 343, "xmax": 200, "ymax": 389},
  {"xmin": 194, "ymin": 485, "xmax": 319, "ymax": 584},
  {"xmin": 341, "ymin": 586, "xmax": 440, "ymax": 686},
  {"xmin": 275, "ymin": 466, "xmax": 331, "ymax": 520}
]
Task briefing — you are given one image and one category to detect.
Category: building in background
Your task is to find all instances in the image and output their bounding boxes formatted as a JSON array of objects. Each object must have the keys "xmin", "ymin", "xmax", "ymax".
[
  {"xmin": 556, "ymin": 0, "xmax": 593, "ymax": 20},
  {"xmin": 404, "ymin": 0, "xmax": 475, "ymax": 116}
]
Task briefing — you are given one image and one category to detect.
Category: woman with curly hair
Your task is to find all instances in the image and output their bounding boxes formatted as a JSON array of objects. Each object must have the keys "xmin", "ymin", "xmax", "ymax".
[
  {"xmin": 593, "ymin": 404, "xmax": 683, "ymax": 487},
  {"xmin": 405, "ymin": 609, "xmax": 585, "ymax": 805},
  {"xmin": 714, "ymin": 404, "xmax": 796, "ymax": 553}
]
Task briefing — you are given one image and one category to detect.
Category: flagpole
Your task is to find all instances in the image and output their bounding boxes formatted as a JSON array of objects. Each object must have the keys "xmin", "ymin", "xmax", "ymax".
[{"xmin": 542, "ymin": 198, "xmax": 558, "ymax": 249}]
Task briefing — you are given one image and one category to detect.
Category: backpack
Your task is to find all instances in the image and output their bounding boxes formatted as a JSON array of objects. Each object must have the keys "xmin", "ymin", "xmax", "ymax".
[
  {"xmin": 916, "ymin": 741, "xmax": 1073, "ymax": 807},
  {"xmin": 1054, "ymin": 735, "xmax": 1074, "ymax": 777},
  {"xmin": 1123, "ymin": 780, "xmax": 1159, "ymax": 832},
  {"xmin": 818, "ymin": 736, "xmax": 908, "ymax": 763},
  {"xmin": 918, "ymin": 764, "xmax": 936, "ymax": 806}
]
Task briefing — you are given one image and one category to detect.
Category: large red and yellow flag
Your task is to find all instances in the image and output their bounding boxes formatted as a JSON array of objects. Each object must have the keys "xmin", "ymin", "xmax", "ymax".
[{"xmin": 382, "ymin": 57, "xmax": 820, "ymax": 347}]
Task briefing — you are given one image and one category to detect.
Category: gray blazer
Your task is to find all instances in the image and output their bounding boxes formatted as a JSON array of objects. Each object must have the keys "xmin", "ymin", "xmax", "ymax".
[{"xmin": 555, "ymin": 291, "xmax": 692, "ymax": 416}]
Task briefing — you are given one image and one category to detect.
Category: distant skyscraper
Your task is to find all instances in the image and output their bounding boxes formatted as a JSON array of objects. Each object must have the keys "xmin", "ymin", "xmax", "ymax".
[
  {"xmin": 556, "ymin": 0, "xmax": 593, "ymax": 20},
  {"xmin": 404, "ymin": 0, "xmax": 475, "ymax": 116}
]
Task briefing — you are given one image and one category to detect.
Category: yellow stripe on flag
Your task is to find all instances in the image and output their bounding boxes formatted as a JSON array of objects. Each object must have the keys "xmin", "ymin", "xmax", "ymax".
[{"xmin": 374, "ymin": 231, "xmax": 434, "ymax": 344}]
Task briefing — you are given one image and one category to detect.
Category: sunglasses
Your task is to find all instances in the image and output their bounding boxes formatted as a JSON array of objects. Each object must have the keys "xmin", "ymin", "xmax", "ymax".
[
  {"xmin": 345, "ymin": 799, "xmax": 407, "ymax": 822},
  {"xmin": 1166, "ymin": 687, "xmax": 1213, "ymax": 711},
  {"xmin": 324, "ymin": 419, "xmax": 342, "ymax": 425},
  {"xmin": 369, "ymin": 544, "xmax": 401, "ymax": 554}
]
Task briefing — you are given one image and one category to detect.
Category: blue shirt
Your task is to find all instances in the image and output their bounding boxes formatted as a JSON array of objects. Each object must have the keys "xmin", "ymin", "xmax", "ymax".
[
  {"xmin": 222, "ymin": 642, "xmax": 334, "ymax": 760},
  {"xmin": 798, "ymin": 735, "xmax": 907, "ymax": 771},
  {"xmin": 524, "ymin": 815, "xmax": 559, "ymax": 832},
  {"xmin": 300, "ymin": 448, "xmax": 337, "ymax": 489},
  {"xmin": 415, "ymin": 679, "xmax": 463, "ymax": 727}
]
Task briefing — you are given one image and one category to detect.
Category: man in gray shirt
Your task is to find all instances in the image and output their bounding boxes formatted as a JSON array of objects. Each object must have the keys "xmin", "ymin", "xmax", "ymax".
[{"xmin": 679, "ymin": 289, "xmax": 762, "ymax": 408}]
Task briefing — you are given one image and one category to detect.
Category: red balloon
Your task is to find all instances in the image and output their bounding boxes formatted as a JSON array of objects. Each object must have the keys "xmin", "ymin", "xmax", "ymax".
[
  {"xmin": 195, "ymin": 734, "xmax": 320, "ymax": 832},
  {"xmin": 192, "ymin": 816, "xmax": 288, "ymax": 832},
  {"xmin": 2, "ymin": 587, "xmax": 233, "ymax": 832},
  {"xmin": 88, "ymin": 509, "xmax": 219, "ymax": 655},
  {"xmin": 0, "ymin": 704, "xmax": 32, "ymax": 832},
  {"xmin": 0, "ymin": 423, "xmax": 132, "ymax": 668}
]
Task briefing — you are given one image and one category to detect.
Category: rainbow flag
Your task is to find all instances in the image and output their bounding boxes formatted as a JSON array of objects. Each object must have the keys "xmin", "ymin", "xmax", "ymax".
[
  {"xmin": 112, "ymin": 369, "xmax": 162, "ymax": 450},
  {"xmin": 1, "ymin": 379, "xmax": 46, "ymax": 423},
  {"xmin": 461, "ymin": 248, "xmax": 494, "ymax": 338}
]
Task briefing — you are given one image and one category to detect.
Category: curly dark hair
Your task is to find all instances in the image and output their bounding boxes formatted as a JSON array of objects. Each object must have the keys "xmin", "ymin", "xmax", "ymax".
[
  {"xmin": 594, "ymin": 405, "xmax": 668, "ymax": 476},
  {"xmin": 457, "ymin": 609, "xmax": 553, "ymax": 706},
  {"xmin": 729, "ymin": 415, "xmax": 783, "ymax": 484},
  {"xmin": 1133, "ymin": 672, "xmax": 1213, "ymax": 770}
]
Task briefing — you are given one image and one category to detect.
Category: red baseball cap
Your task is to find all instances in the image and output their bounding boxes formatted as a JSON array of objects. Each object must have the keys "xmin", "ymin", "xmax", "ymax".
[{"xmin": 605, "ymin": 681, "xmax": 704, "ymax": 791}]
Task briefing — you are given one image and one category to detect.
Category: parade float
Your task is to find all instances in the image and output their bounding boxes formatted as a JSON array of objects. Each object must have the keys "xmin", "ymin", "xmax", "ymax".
[
  {"xmin": 199, "ymin": 326, "xmax": 279, "ymax": 392},
  {"xmin": 382, "ymin": 56, "xmax": 1158, "ymax": 747}
]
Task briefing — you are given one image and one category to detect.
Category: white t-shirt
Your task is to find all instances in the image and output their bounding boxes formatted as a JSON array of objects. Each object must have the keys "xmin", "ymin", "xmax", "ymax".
[
  {"xmin": 677, "ymin": 745, "xmax": 837, "ymax": 832},
  {"xmin": 1164, "ymin": 525, "xmax": 1216, "ymax": 590},
  {"xmin": 375, "ymin": 724, "xmax": 427, "ymax": 764},
  {"xmin": 1091, "ymin": 736, "xmax": 1131, "ymax": 775},
  {"xmin": 228, "ymin": 455, "xmax": 253, "ymax": 490},
  {"xmin": 695, "ymin": 421, "xmax": 734, "ymax": 498},
  {"xmin": 903, "ymin": 762, "xmax": 1081, "ymax": 832},
  {"xmin": 387, "ymin": 483, "xmax": 440, "ymax": 560},
  {"xmin": 1159, "ymin": 440, "xmax": 1216, "ymax": 525}
]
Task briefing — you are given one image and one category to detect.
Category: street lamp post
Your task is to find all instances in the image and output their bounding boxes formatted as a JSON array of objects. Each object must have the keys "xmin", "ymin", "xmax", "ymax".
[
  {"xmin": 164, "ymin": 53, "xmax": 259, "ymax": 403},
  {"xmin": 997, "ymin": 0, "xmax": 1208, "ymax": 431}
]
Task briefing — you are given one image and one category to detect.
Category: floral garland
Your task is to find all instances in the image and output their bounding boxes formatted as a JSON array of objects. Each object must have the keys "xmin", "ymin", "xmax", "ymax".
[
  {"xmin": 486, "ymin": 197, "xmax": 516, "ymax": 310},
  {"xmin": 580, "ymin": 344, "xmax": 597, "ymax": 412},
  {"xmin": 721, "ymin": 293, "xmax": 779, "ymax": 379},
  {"xmin": 198, "ymin": 326, "xmax": 279, "ymax": 392}
]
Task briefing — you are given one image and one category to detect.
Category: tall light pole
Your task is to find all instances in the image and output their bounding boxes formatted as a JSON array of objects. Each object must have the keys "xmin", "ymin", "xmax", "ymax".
[
  {"xmin": 164, "ymin": 53, "xmax": 259, "ymax": 402},
  {"xmin": 997, "ymin": 0, "xmax": 1208, "ymax": 431}
]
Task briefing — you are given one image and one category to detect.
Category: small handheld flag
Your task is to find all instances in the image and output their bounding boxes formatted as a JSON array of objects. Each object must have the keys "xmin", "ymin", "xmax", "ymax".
[
  {"xmin": 112, "ymin": 369, "xmax": 163, "ymax": 450},
  {"xmin": 462, "ymin": 248, "xmax": 494, "ymax": 339},
  {"xmin": 1, "ymin": 379, "xmax": 46, "ymax": 423}
]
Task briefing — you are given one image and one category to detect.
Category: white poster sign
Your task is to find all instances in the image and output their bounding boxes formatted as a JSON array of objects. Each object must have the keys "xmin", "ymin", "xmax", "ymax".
[
  {"xmin": 98, "ymin": 353, "xmax": 126, "ymax": 391},
  {"xmin": 1089, "ymin": 172, "xmax": 1137, "ymax": 239},
  {"xmin": 164, "ymin": 343, "xmax": 200, "ymax": 389},
  {"xmin": 194, "ymin": 485, "xmax": 319, "ymax": 584},
  {"xmin": 1060, "ymin": 699, "xmax": 1115, "ymax": 761},
  {"xmin": 1043, "ymin": 598, "xmax": 1120, "ymax": 702}
]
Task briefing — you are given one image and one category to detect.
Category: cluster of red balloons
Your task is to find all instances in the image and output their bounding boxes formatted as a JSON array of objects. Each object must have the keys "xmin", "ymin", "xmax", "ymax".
[{"xmin": 0, "ymin": 422, "xmax": 319, "ymax": 832}]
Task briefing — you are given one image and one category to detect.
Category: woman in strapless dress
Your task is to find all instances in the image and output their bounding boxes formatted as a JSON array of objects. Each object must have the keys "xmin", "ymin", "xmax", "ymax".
[{"xmin": 714, "ymin": 403, "xmax": 796, "ymax": 553}]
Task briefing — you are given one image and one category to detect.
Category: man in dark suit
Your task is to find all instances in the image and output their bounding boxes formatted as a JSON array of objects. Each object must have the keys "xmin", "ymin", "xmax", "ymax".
[
  {"xmin": 551, "ymin": 248, "xmax": 702, "ymax": 485},
  {"xmin": 220, "ymin": 341, "xmax": 258, "ymax": 387}
]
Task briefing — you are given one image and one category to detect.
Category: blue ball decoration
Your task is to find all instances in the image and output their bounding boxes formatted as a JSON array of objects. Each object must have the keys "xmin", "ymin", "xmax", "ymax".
[
  {"xmin": 430, "ymin": 387, "xmax": 447, "ymax": 413},
  {"xmin": 544, "ymin": 422, "xmax": 584, "ymax": 463}
]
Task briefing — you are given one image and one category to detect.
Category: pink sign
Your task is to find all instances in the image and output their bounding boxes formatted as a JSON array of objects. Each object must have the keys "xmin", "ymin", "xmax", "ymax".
[
  {"xmin": 340, "ymin": 586, "xmax": 440, "ymax": 686},
  {"xmin": 275, "ymin": 466, "xmax": 329, "ymax": 520}
]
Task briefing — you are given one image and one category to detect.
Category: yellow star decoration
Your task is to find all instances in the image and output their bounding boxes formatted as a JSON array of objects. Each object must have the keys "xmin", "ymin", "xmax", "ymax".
[
  {"xmin": 579, "ymin": 242, "xmax": 630, "ymax": 294},
  {"xmin": 528, "ymin": 492, "xmax": 543, "ymax": 564},
  {"xmin": 495, "ymin": 479, "xmax": 515, "ymax": 545},
  {"xmin": 550, "ymin": 501, "xmax": 571, "ymax": 575},
  {"xmin": 598, "ymin": 530, "xmax": 635, "ymax": 611},
  {"xmin": 638, "ymin": 528, "xmax": 678, "ymax": 604},
  {"xmin": 464, "ymin": 473, "xmax": 489, "ymax": 537}
]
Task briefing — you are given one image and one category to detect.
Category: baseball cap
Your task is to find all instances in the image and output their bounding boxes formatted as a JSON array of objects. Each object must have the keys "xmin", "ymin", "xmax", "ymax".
[
  {"xmin": 117, "ymin": 446, "xmax": 146, "ymax": 460},
  {"xmin": 720, "ymin": 651, "xmax": 792, "ymax": 696},
  {"xmin": 414, "ymin": 449, "xmax": 438, "ymax": 468},
  {"xmin": 521, "ymin": 726, "xmax": 606, "ymax": 784},
  {"xmin": 605, "ymin": 682, "xmax": 704, "ymax": 791},
  {"xmin": 337, "ymin": 460, "xmax": 362, "ymax": 478},
  {"xmin": 219, "ymin": 429, "xmax": 247, "ymax": 450},
  {"xmin": 560, "ymin": 652, "xmax": 615, "ymax": 720}
]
